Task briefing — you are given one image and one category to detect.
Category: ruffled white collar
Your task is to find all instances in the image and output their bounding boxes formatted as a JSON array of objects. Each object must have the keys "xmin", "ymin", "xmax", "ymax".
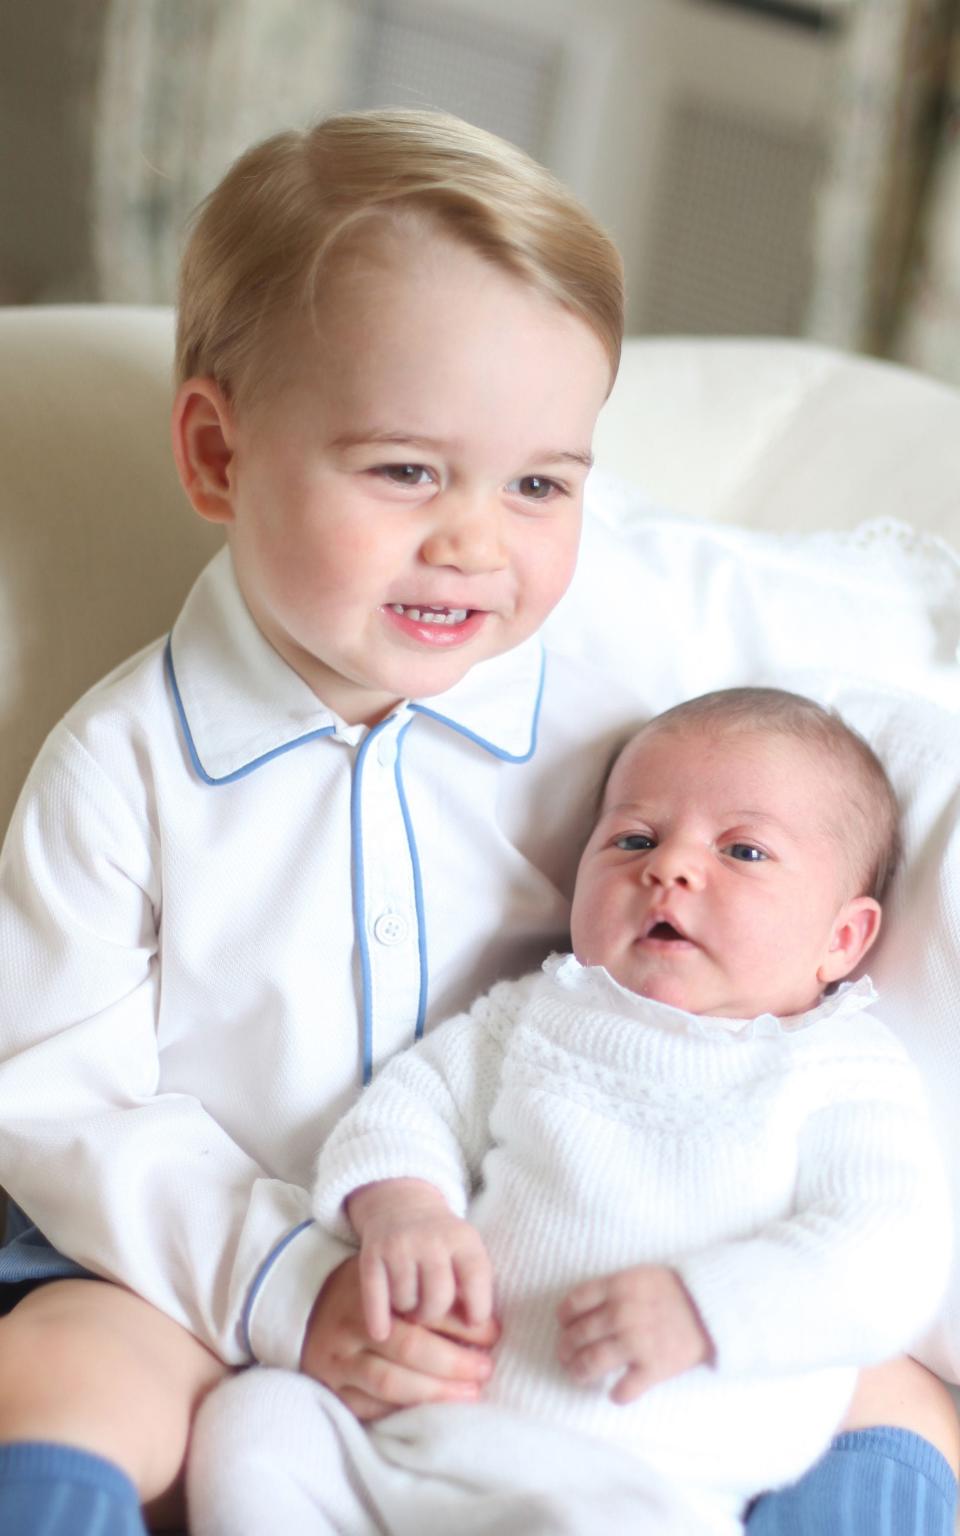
[{"xmin": 547, "ymin": 954, "xmax": 878, "ymax": 1042}]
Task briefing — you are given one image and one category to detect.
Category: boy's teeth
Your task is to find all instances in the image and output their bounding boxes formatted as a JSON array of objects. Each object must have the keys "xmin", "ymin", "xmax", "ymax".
[{"xmin": 391, "ymin": 604, "xmax": 469, "ymax": 625}]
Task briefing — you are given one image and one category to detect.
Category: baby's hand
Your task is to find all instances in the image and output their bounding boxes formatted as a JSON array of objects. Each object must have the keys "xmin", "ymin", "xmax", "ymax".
[
  {"xmin": 556, "ymin": 1264, "xmax": 713, "ymax": 1404},
  {"xmin": 347, "ymin": 1178, "xmax": 494, "ymax": 1342},
  {"xmin": 301, "ymin": 1254, "xmax": 498, "ymax": 1421}
]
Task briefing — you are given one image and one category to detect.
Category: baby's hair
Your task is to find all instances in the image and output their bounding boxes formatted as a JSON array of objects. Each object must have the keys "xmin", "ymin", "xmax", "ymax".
[
  {"xmin": 176, "ymin": 108, "xmax": 624, "ymax": 410},
  {"xmin": 623, "ymin": 687, "xmax": 901, "ymax": 902}
]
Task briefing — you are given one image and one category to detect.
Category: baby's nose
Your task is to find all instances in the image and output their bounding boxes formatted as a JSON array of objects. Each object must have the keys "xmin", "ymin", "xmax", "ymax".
[{"xmin": 641, "ymin": 844, "xmax": 703, "ymax": 890}]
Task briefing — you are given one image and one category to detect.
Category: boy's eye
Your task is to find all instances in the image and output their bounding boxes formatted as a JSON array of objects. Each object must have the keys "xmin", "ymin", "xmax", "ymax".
[
  {"xmin": 614, "ymin": 833, "xmax": 655, "ymax": 852},
  {"xmin": 508, "ymin": 474, "xmax": 561, "ymax": 501},
  {"xmin": 379, "ymin": 464, "xmax": 432, "ymax": 486},
  {"xmin": 723, "ymin": 842, "xmax": 767, "ymax": 862}
]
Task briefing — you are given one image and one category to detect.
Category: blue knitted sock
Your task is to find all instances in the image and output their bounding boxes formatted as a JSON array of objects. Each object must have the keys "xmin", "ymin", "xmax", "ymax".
[
  {"xmin": 0, "ymin": 1442, "xmax": 146, "ymax": 1535},
  {"xmin": 746, "ymin": 1428, "xmax": 958, "ymax": 1536}
]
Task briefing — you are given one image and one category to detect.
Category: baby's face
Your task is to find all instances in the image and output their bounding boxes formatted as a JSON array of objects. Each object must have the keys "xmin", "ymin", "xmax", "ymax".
[
  {"xmin": 570, "ymin": 725, "xmax": 878, "ymax": 1019},
  {"xmin": 212, "ymin": 231, "xmax": 610, "ymax": 725}
]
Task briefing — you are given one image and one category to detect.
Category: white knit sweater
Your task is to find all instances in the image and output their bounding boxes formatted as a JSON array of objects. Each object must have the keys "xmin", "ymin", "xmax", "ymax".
[{"xmin": 313, "ymin": 956, "xmax": 950, "ymax": 1501}]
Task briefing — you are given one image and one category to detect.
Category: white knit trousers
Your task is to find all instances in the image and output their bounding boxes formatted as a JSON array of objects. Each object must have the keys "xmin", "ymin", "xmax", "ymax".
[{"xmin": 188, "ymin": 1368, "xmax": 743, "ymax": 1536}]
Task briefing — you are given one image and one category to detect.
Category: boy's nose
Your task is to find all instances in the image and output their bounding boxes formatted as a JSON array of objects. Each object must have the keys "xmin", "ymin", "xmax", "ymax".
[{"xmin": 420, "ymin": 497, "xmax": 508, "ymax": 574}]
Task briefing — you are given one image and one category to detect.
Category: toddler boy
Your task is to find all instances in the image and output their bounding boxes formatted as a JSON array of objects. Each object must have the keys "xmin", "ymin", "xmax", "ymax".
[{"xmin": 0, "ymin": 109, "xmax": 626, "ymax": 1533}]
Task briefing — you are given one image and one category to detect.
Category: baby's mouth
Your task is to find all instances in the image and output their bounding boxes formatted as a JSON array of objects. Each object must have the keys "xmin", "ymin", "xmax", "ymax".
[
  {"xmin": 389, "ymin": 603, "xmax": 470, "ymax": 627},
  {"xmin": 639, "ymin": 915, "xmax": 692, "ymax": 945},
  {"xmin": 647, "ymin": 921, "xmax": 685, "ymax": 942}
]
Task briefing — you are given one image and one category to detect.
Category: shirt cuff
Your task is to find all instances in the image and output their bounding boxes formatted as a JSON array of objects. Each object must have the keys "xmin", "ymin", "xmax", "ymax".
[{"xmin": 243, "ymin": 1219, "xmax": 356, "ymax": 1370}]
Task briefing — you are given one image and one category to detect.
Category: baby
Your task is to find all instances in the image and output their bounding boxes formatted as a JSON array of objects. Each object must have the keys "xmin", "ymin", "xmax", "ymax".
[{"xmin": 189, "ymin": 686, "xmax": 950, "ymax": 1536}]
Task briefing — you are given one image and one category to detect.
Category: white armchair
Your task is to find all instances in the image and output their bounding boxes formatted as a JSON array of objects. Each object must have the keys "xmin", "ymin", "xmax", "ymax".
[{"xmin": 1, "ymin": 306, "xmax": 959, "ymax": 1459}]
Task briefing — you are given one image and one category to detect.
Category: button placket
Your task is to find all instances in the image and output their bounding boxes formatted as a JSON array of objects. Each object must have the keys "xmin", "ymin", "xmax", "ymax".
[{"xmin": 355, "ymin": 718, "xmax": 422, "ymax": 1070}]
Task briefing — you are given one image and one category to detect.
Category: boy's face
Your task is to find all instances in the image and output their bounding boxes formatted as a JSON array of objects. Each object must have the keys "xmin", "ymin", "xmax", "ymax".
[
  {"xmin": 570, "ymin": 725, "xmax": 880, "ymax": 1019},
  {"xmin": 178, "ymin": 234, "xmax": 610, "ymax": 724}
]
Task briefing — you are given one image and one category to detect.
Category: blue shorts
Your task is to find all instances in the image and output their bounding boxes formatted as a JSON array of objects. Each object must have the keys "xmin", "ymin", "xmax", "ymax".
[{"xmin": 0, "ymin": 1202, "xmax": 94, "ymax": 1314}]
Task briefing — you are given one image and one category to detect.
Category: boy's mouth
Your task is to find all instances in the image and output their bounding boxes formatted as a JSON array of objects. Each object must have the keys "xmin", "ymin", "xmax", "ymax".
[
  {"xmin": 389, "ymin": 603, "xmax": 470, "ymax": 627},
  {"xmin": 383, "ymin": 603, "xmax": 488, "ymax": 648}
]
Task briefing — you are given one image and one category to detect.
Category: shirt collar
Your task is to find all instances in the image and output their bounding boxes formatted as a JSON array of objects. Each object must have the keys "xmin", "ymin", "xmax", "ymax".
[
  {"xmin": 167, "ymin": 550, "xmax": 545, "ymax": 783},
  {"xmin": 547, "ymin": 954, "xmax": 879, "ymax": 1041}
]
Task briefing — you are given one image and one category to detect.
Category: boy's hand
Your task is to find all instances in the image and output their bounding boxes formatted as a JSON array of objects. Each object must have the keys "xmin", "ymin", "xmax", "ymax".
[
  {"xmin": 347, "ymin": 1178, "xmax": 494, "ymax": 1341},
  {"xmin": 300, "ymin": 1254, "xmax": 499, "ymax": 1421},
  {"xmin": 556, "ymin": 1264, "xmax": 713, "ymax": 1404}
]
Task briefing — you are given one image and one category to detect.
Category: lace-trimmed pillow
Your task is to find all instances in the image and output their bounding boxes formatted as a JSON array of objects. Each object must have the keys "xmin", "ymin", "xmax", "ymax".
[{"xmin": 544, "ymin": 473, "xmax": 959, "ymax": 715}]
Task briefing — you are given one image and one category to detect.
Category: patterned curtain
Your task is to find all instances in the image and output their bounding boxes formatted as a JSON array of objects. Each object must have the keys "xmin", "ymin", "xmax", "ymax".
[
  {"xmin": 808, "ymin": 0, "xmax": 960, "ymax": 383},
  {"xmin": 897, "ymin": 12, "xmax": 960, "ymax": 382},
  {"xmin": 90, "ymin": 0, "xmax": 351, "ymax": 304}
]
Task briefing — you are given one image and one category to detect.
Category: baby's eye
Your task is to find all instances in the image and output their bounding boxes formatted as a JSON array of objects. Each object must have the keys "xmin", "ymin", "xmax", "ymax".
[
  {"xmin": 378, "ymin": 464, "xmax": 433, "ymax": 487},
  {"xmin": 614, "ymin": 833, "xmax": 655, "ymax": 852},
  {"xmin": 722, "ymin": 842, "xmax": 767, "ymax": 862},
  {"xmin": 508, "ymin": 474, "xmax": 562, "ymax": 501}
]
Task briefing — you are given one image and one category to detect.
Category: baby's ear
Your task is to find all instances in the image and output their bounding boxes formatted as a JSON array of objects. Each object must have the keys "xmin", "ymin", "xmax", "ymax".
[
  {"xmin": 817, "ymin": 896, "xmax": 882, "ymax": 986},
  {"xmin": 171, "ymin": 378, "xmax": 237, "ymax": 525}
]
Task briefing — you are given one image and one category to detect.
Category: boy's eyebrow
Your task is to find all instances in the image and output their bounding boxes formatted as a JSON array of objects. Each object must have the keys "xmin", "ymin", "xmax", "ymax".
[{"xmin": 331, "ymin": 428, "xmax": 594, "ymax": 467}]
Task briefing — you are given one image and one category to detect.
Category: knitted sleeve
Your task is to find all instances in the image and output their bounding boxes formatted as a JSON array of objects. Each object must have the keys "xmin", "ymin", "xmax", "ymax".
[
  {"xmin": 310, "ymin": 975, "xmax": 531, "ymax": 1240},
  {"xmin": 675, "ymin": 1031, "xmax": 952, "ymax": 1378}
]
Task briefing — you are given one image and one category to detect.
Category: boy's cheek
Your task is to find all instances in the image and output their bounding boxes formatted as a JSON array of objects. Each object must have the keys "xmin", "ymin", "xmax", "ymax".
[{"xmin": 523, "ymin": 538, "xmax": 581, "ymax": 618}]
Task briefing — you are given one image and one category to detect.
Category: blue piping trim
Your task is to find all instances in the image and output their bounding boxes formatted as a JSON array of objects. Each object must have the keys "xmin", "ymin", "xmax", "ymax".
[
  {"xmin": 351, "ymin": 719, "xmax": 394, "ymax": 1084},
  {"xmin": 408, "ymin": 646, "xmax": 546, "ymax": 763},
  {"xmin": 241, "ymin": 1218, "xmax": 315, "ymax": 1359},
  {"xmin": 395, "ymin": 718, "xmax": 428, "ymax": 1043},
  {"xmin": 164, "ymin": 638, "xmax": 336, "ymax": 784}
]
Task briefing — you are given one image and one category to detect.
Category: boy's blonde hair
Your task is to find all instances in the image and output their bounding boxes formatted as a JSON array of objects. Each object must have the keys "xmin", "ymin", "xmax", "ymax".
[
  {"xmin": 626, "ymin": 687, "xmax": 902, "ymax": 902},
  {"xmin": 176, "ymin": 109, "xmax": 624, "ymax": 410}
]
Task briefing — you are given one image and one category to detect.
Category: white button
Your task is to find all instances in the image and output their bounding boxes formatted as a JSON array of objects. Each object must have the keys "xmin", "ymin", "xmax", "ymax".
[
  {"xmin": 377, "ymin": 734, "xmax": 397, "ymax": 768},
  {"xmin": 373, "ymin": 911, "xmax": 408, "ymax": 946}
]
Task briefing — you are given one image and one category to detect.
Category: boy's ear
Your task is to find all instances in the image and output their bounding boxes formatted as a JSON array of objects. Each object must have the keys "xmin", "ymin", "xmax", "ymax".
[
  {"xmin": 171, "ymin": 378, "xmax": 237, "ymax": 525},
  {"xmin": 817, "ymin": 896, "xmax": 883, "ymax": 986}
]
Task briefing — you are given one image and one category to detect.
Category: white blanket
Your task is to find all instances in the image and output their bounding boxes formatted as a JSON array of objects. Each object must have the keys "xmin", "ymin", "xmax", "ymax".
[{"xmin": 189, "ymin": 1369, "xmax": 742, "ymax": 1536}]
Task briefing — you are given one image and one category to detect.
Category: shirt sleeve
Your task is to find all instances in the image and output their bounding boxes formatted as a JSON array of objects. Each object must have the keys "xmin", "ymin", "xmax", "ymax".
[
  {"xmin": 312, "ymin": 980, "xmax": 525, "ymax": 1236},
  {"xmin": 675, "ymin": 1032, "xmax": 952, "ymax": 1378},
  {"xmin": 0, "ymin": 725, "xmax": 349, "ymax": 1370}
]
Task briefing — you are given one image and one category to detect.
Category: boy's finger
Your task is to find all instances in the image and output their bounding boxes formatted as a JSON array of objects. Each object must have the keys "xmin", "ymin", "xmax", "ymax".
[
  {"xmin": 430, "ymin": 1308, "xmax": 501, "ymax": 1350},
  {"xmin": 385, "ymin": 1316, "xmax": 496, "ymax": 1382},
  {"xmin": 337, "ymin": 1384, "xmax": 400, "ymax": 1422},
  {"xmin": 353, "ymin": 1353, "xmax": 485, "ymax": 1409}
]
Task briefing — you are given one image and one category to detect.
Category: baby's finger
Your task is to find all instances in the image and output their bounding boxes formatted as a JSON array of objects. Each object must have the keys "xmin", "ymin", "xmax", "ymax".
[
  {"xmin": 610, "ymin": 1364, "xmax": 656, "ymax": 1405},
  {"xmin": 385, "ymin": 1252, "xmax": 420, "ymax": 1318},
  {"xmin": 416, "ymin": 1254, "xmax": 457, "ymax": 1324},
  {"xmin": 556, "ymin": 1303, "xmax": 612, "ymax": 1363},
  {"xmin": 453, "ymin": 1249, "xmax": 493, "ymax": 1326},
  {"xmin": 562, "ymin": 1333, "xmax": 626, "ymax": 1386},
  {"xmin": 358, "ymin": 1252, "xmax": 393, "ymax": 1342},
  {"xmin": 557, "ymin": 1276, "xmax": 608, "ymax": 1324}
]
